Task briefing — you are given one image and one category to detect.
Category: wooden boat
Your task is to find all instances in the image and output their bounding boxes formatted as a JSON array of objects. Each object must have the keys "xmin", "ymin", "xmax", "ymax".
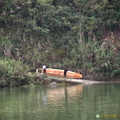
[{"xmin": 36, "ymin": 68, "xmax": 82, "ymax": 79}]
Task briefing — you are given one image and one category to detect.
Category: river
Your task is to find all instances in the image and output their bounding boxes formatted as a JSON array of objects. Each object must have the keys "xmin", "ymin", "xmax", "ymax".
[{"xmin": 0, "ymin": 83, "xmax": 120, "ymax": 120}]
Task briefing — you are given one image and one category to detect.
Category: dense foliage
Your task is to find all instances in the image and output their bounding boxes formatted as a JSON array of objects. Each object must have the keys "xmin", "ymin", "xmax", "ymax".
[{"xmin": 0, "ymin": 0, "xmax": 120, "ymax": 84}]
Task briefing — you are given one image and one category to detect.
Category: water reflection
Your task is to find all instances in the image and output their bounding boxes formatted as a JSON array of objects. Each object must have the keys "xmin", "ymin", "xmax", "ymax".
[
  {"xmin": 47, "ymin": 85, "xmax": 83, "ymax": 102},
  {"xmin": 0, "ymin": 83, "xmax": 120, "ymax": 120}
]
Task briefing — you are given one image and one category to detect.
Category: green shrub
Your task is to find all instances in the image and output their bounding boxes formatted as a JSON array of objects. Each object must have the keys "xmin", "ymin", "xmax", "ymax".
[{"xmin": 0, "ymin": 58, "xmax": 28, "ymax": 86}]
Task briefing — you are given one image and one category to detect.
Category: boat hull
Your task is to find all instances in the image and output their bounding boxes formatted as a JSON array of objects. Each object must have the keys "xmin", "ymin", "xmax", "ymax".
[{"xmin": 36, "ymin": 68, "xmax": 82, "ymax": 79}]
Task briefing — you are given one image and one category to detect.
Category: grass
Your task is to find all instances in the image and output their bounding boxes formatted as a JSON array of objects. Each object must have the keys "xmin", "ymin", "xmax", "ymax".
[
  {"xmin": 0, "ymin": 28, "xmax": 120, "ymax": 82},
  {"xmin": 77, "ymin": 40, "xmax": 120, "ymax": 80}
]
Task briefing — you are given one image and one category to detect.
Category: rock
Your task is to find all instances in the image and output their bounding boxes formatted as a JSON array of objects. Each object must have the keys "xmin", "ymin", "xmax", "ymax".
[{"xmin": 48, "ymin": 82, "xmax": 58, "ymax": 87}]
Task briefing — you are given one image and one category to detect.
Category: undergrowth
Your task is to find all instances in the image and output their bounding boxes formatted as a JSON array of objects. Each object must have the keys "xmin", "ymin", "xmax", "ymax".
[{"xmin": 0, "ymin": 58, "xmax": 29, "ymax": 87}]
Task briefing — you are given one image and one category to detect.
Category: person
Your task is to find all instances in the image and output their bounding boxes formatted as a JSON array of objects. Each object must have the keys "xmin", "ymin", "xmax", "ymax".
[{"xmin": 42, "ymin": 65, "xmax": 46, "ymax": 73}]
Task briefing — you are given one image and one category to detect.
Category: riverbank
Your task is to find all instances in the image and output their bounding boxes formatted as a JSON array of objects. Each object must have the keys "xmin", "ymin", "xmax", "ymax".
[
  {"xmin": 0, "ymin": 65, "xmax": 120, "ymax": 88},
  {"xmin": 0, "ymin": 58, "xmax": 120, "ymax": 87}
]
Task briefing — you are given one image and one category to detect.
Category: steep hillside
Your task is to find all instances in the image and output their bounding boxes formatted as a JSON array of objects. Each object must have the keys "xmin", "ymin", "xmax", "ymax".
[{"xmin": 0, "ymin": 0, "xmax": 120, "ymax": 84}]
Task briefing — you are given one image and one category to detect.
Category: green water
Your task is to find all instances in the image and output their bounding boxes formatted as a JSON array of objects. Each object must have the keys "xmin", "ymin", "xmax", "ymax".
[{"xmin": 0, "ymin": 83, "xmax": 120, "ymax": 120}]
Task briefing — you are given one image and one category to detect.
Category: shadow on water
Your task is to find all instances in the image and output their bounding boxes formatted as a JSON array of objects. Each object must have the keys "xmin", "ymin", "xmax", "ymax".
[{"xmin": 0, "ymin": 83, "xmax": 120, "ymax": 120}]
